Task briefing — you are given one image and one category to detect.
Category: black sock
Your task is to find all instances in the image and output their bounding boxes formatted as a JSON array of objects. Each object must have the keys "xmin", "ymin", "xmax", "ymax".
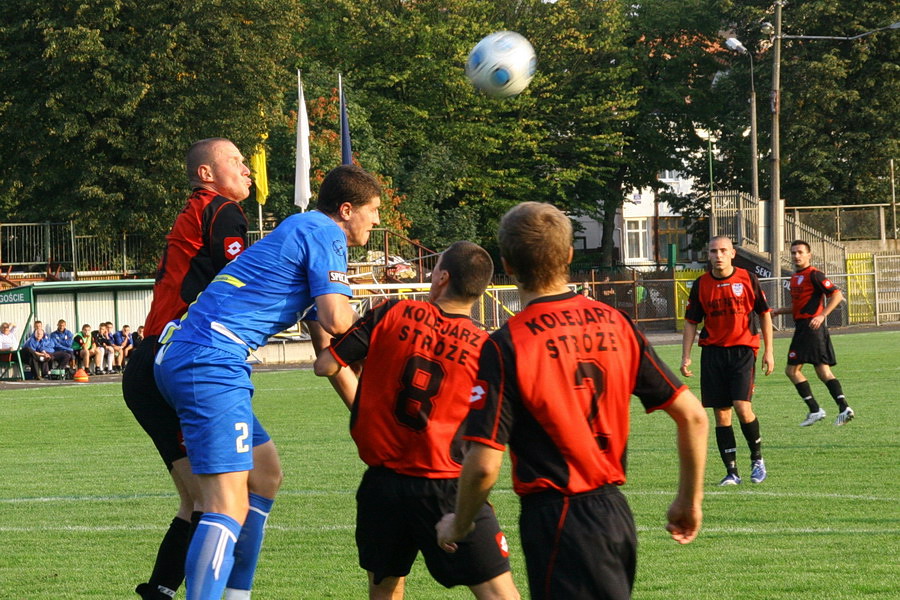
[
  {"xmin": 740, "ymin": 418, "xmax": 763, "ymax": 462},
  {"xmin": 794, "ymin": 380, "xmax": 819, "ymax": 412},
  {"xmin": 715, "ymin": 426, "xmax": 738, "ymax": 475},
  {"xmin": 825, "ymin": 379, "xmax": 848, "ymax": 411},
  {"xmin": 140, "ymin": 516, "xmax": 191, "ymax": 598}
]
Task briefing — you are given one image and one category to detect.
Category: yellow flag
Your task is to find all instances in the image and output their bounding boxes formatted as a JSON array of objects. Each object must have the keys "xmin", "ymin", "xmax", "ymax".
[{"xmin": 250, "ymin": 145, "xmax": 269, "ymax": 205}]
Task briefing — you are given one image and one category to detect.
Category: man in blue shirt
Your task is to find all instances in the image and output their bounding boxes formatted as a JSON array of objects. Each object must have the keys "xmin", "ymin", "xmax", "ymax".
[
  {"xmin": 48, "ymin": 319, "xmax": 75, "ymax": 373},
  {"xmin": 155, "ymin": 164, "xmax": 381, "ymax": 600},
  {"xmin": 22, "ymin": 322, "xmax": 56, "ymax": 379}
]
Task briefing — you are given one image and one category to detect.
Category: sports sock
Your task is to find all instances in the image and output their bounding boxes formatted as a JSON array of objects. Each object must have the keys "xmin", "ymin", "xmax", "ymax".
[
  {"xmin": 138, "ymin": 515, "xmax": 191, "ymax": 599},
  {"xmin": 226, "ymin": 493, "xmax": 275, "ymax": 593},
  {"xmin": 794, "ymin": 380, "xmax": 819, "ymax": 412},
  {"xmin": 739, "ymin": 418, "xmax": 762, "ymax": 462},
  {"xmin": 184, "ymin": 512, "xmax": 241, "ymax": 600},
  {"xmin": 714, "ymin": 426, "xmax": 738, "ymax": 475},
  {"xmin": 825, "ymin": 378, "xmax": 848, "ymax": 411}
]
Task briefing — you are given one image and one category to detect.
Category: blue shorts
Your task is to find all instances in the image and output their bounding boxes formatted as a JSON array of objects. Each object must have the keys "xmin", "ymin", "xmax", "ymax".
[{"xmin": 154, "ymin": 340, "xmax": 271, "ymax": 474}]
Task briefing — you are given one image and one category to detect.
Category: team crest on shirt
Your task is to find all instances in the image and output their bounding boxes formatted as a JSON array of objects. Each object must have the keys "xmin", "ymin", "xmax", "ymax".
[
  {"xmin": 731, "ymin": 283, "xmax": 744, "ymax": 297},
  {"xmin": 332, "ymin": 240, "xmax": 346, "ymax": 258},
  {"xmin": 823, "ymin": 279, "xmax": 833, "ymax": 288},
  {"xmin": 495, "ymin": 532, "xmax": 510, "ymax": 557},
  {"xmin": 224, "ymin": 237, "xmax": 245, "ymax": 258},
  {"xmin": 329, "ymin": 271, "xmax": 349, "ymax": 285},
  {"xmin": 469, "ymin": 381, "xmax": 487, "ymax": 409}
]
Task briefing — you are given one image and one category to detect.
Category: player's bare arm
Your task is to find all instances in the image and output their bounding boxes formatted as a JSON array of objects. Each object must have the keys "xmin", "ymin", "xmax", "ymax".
[
  {"xmin": 760, "ymin": 311, "xmax": 775, "ymax": 375},
  {"xmin": 314, "ymin": 293, "xmax": 358, "ymax": 336},
  {"xmin": 309, "ymin": 319, "xmax": 359, "ymax": 410},
  {"xmin": 662, "ymin": 389, "xmax": 708, "ymax": 544},
  {"xmin": 811, "ymin": 288, "xmax": 843, "ymax": 330},
  {"xmin": 436, "ymin": 443, "xmax": 503, "ymax": 553},
  {"xmin": 680, "ymin": 321, "xmax": 698, "ymax": 377}
]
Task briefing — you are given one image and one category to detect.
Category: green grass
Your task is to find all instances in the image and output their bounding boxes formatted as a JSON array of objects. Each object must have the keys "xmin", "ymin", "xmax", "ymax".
[{"xmin": 1, "ymin": 331, "xmax": 897, "ymax": 599}]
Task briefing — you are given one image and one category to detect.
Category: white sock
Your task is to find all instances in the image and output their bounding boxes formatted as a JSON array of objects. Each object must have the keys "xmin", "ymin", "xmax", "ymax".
[{"xmin": 224, "ymin": 588, "xmax": 251, "ymax": 600}]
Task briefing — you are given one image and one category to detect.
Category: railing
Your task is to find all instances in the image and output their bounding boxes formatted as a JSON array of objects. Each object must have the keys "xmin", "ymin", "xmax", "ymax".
[
  {"xmin": 709, "ymin": 190, "xmax": 762, "ymax": 253},
  {"xmin": 782, "ymin": 213, "xmax": 847, "ymax": 276},
  {"xmin": 0, "ymin": 222, "xmax": 150, "ymax": 281},
  {"xmin": 787, "ymin": 203, "xmax": 898, "ymax": 242}
]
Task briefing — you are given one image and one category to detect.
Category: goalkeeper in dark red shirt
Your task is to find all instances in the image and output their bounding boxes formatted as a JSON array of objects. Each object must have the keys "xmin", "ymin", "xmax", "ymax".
[
  {"xmin": 773, "ymin": 240, "xmax": 853, "ymax": 427},
  {"xmin": 315, "ymin": 241, "xmax": 519, "ymax": 600},
  {"xmin": 437, "ymin": 203, "xmax": 707, "ymax": 600}
]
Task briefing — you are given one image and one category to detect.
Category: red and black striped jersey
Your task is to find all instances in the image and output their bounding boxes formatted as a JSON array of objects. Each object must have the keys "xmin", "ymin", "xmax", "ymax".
[
  {"xmin": 684, "ymin": 267, "xmax": 770, "ymax": 350},
  {"xmin": 329, "ymin": 299, "xmax": 488, "ymax": 478},
  {"xmin": 463, "ymin": 292, "xmax": 685, "ymax": 496},
  {"xmin": 143, "ymin": 189, "xmax": 247, "ymax": 336},
  {"xmin": 789, "ymin": 266, "xmax": 838, "ymax": 320}
]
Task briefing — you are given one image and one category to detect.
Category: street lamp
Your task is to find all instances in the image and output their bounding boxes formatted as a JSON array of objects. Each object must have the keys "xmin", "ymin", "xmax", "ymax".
[
  {"xmin": 695, "ymin": 129, "xmax": 717, "ymax": 194},
  {"xmin": 725, "ymin": 37, "xmax": 759, "ymax": 201},
  {"xmin": 767, "ymin": 1, "xmax": 899, "ymax": 300}
]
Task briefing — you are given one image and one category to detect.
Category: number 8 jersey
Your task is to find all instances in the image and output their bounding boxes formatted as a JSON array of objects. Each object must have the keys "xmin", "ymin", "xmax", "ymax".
[
  {"xmin": 327, "ymin": 299, "xmax": 488, "ymax": 478},
  {"xmin": 464, "ymin": 291, "xmax": 685, "ymax": 496}
]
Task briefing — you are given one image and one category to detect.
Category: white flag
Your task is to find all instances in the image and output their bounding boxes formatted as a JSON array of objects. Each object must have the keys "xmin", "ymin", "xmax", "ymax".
[{"xmin": 294, "ymin": 70, "xmax": 312, "ymax": 210}]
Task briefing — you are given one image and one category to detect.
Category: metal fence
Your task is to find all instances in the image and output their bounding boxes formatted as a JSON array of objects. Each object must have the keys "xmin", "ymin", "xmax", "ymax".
[
  {"xmin": 788, "ymin": 204, "xmax": 898, "ymax": 242},
  {"xmin": 0, "ymin": 221, "xmax": 149, "ymax": 279},
  {"xmin": 709, "ymin": 190, "xmax": 762, "ymax": 253}
]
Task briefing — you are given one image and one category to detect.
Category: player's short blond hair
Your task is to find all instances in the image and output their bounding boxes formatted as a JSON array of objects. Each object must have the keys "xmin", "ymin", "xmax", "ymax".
[{"xmin": 498, "ymin": 202, "xmax": 571, "ymax": 291}]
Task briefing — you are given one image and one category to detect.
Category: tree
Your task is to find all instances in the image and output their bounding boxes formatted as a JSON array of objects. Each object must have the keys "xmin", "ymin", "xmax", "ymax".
[{"xmin": 0, "ymin": 0, "xmax": 301, "ymax": 243}]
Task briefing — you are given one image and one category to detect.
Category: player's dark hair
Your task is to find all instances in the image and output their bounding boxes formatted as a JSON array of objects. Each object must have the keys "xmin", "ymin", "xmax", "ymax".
[
  {"xmin": 316, "ymin": 165, "xmax": 382, "ymax": 216},
  {"xmin": 791, "ymin": 239, "xmax": 811, "ymax": 252},
  {"xmin": 498, "ymin": 202, "xmax": 571, "ymax": 291},
  {"xmin": 185, "ymin": 138, "xmax": 230, "ymax": 187},
  {"xmin": 440, "ymin": 241, "xmax": 494, "ymax": 301}
]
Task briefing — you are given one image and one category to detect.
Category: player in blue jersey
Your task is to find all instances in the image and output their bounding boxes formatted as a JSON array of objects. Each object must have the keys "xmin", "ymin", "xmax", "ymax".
[{"xmin": 154, "ymin": 164, "xmax": 381, "ymax": 600}]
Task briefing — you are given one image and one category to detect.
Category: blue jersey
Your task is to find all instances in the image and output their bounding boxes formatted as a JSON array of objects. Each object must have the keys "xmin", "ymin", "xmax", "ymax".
[{"xmin": 166, "ymin": 210, "xmax": 351, "ymax": 350}]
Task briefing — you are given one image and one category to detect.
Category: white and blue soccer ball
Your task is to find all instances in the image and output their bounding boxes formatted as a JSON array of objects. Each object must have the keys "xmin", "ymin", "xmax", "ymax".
[{"xmin": 465, "ymin": 31, "xmax": 536, "ymax": 98}]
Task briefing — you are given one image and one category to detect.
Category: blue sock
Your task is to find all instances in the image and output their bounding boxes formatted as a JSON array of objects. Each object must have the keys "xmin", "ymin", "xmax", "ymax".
[
  {"xmin": 226, "ymin": 493, "xmax": 275, "ymax": 592},
  {"xmin": 185, "ymin": 513, "xmax": 241, "ymax": 600}
]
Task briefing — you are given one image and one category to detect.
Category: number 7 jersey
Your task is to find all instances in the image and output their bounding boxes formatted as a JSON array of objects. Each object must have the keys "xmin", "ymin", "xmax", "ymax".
[
  {"xmin": 464, "ymin": 292, "xmax": 685, "ymax": 496},
  {"xmin": 328, "ymin": 299, "xmax": 488, "ymax": 478}
]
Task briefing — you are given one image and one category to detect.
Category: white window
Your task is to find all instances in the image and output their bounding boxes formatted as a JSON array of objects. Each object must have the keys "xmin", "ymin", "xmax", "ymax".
[{"xmin": 625, "ymin": 219, "xmax": 648, "ymax": 261}]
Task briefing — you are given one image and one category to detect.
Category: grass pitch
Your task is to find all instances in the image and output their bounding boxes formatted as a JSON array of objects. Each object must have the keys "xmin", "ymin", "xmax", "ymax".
[{"xmin": 0, "ymin": 330, "xmax": 897, "ymax": 599}]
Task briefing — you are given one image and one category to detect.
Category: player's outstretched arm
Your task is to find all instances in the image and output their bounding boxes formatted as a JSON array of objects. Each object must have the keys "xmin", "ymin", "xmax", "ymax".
[
  {"xmin": 663, "ymin": 388, "xmax": 707, "ymax": 544},
  {"xmin": 437, "ymin": 443, "xmax": 503, "ymax": 552}
]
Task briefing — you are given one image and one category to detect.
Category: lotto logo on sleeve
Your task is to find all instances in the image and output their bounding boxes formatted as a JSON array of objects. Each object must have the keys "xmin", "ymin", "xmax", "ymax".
[
  {"xmin": 224, "ymin": 237, "xmax": 245, "ymax": 258},
  {"xmin": 469, "ymin": 381, "xmax": 487, "ymax": 410},
  {"xmin": 329, "ymin": 271, "xmax": 349, "ymax": 285}
]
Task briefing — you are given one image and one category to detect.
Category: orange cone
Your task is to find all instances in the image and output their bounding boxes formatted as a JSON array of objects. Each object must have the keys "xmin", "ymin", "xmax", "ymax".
[{"xmin": 73, "ymin": 368, "xmax": 89, "ymax": 383}]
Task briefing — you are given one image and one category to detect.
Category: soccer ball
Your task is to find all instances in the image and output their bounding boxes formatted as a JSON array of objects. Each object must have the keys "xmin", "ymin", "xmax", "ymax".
[{"xmin": 465, "ymin": 31, "xmax": 536, "ymax": 98}]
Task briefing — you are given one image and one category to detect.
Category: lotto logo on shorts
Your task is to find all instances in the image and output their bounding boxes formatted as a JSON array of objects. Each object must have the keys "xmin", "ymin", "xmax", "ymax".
[
  {"xmin": 329, "ymin": 271, "xmax": 349, "ymax": 285},
  {"xmin": 789, "ymin": 350, "xmax": 797, "ymax": 359},
  {"xmin": 224, "ymin": 237, "xmax": 245, "ymax": 258},
  {"xmin": 496, "ymin": 532, "xmax": 510, "ymax": 557}
]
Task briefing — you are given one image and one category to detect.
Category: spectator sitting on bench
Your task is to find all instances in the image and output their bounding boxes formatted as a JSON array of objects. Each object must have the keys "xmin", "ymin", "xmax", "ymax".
[
  {"xmin": 74, "ymin": 324, "xmax": 103, "ymax": 375},
  {"xmin": 49, "ymin": 319, "xmax": 75, "ymax": 373},
  {"xmin": 112, "ymin": 324, "xmax": 133, "ymax": 371},
  {"xmin": 22, "ymin": 324, "xmax": 55, "ymax": 380},
  {"xmin": 92, "ymin": 323, "xmax": 116, "ymax": 374},
  {"xmin": 0, "ymin": 322, "xmax": 17, "ymax": 350}
]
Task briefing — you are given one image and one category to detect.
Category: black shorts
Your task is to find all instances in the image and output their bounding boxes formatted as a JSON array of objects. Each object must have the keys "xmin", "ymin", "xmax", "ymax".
[
  {"xmin": 787, "ymin": 320, "xmax": 836, "ymax": 366},
  {"xmin": 699, "ymin": 345, "xmax": 756, "ymax": 408},
  {"xmin": 122, "ymin": 335, "xmax": 186, "ymax": 470},
  {"xmin": 520, "ymin": 486, "xmax": 636, "ymax": 600},
  {"xmin": 355, "ymin": 467, "xmax": 511, "ymax": 588}
]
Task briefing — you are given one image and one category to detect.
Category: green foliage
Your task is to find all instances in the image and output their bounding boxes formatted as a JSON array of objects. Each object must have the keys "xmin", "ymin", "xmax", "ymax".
[
  {"xmin": 0, "ymin": 0, "xmax": 301, "ymax": 240},
  {"xmin": 0, "ymin": 330, "xmax": 898, "ymax": 598},
  {"xmin": 0, "ymin": 0, "xmax": 896, "ymax": 263}
]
